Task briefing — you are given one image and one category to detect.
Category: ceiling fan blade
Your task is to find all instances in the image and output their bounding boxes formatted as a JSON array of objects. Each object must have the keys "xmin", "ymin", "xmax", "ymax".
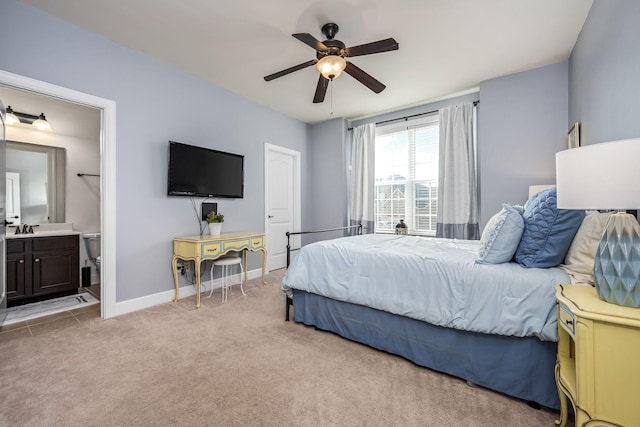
[
  {"xmin": 313, "ymin": 75, "xmax": 329, "ymax": 103},
  {"xmin": 264, "ymin": 59, "xmax": 318, "ymax": 81},
  {"xmin": 292, "ymin": 33, "xmax": 329, "ymax": 52},
  {"xmin": 344, "ymin": 38, "xmax": 399, "ymax": 57},
  {"xmin": 344, "ymin": 62, "xmax": 386, "ymax": 93}
]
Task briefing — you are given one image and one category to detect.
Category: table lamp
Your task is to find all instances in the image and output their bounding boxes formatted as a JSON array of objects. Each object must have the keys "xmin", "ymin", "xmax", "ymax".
[{"xmin": 556, "ymin": 138, "xmax": 640, "ymax": 307}]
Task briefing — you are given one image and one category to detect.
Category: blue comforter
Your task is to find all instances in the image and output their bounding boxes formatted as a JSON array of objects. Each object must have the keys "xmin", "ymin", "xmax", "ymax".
[{"xmin": 282, "ymin": 234, "xmax": 570, "ymax": 341}]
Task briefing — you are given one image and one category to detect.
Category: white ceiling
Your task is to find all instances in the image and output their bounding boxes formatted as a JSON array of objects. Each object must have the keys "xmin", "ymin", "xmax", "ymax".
[{"xmin": 19, "ymin": 0, "xmax": 593, "ymax": 124}]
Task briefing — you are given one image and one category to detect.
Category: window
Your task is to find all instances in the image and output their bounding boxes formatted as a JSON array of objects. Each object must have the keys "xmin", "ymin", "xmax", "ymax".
[{"xmin": 375, "ymin": 115, "xmax": 439, "ymax": 235}]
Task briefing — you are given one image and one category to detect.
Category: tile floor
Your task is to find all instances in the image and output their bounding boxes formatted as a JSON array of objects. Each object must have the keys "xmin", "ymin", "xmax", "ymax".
[{"xmin": 0, "ymin": 287, "xmax": 101, "ymax": 341}]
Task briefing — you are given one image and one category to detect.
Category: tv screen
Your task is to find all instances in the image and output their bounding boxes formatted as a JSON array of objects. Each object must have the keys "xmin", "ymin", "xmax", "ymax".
[{"xmin": 167, "ymin": 141, "xmax": 244, "ymax": 198}]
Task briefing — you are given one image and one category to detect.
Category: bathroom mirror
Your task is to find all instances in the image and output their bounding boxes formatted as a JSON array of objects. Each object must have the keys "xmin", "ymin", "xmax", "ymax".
[{"xmin": 6, "ymin": 140, "xmax": 65, "ymax": 225}]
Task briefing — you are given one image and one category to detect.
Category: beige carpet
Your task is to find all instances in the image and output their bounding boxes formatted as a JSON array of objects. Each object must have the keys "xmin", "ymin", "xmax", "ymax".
[{"xmin": 0, "ymin": 270, "xmax": 563, "ymax": 426}]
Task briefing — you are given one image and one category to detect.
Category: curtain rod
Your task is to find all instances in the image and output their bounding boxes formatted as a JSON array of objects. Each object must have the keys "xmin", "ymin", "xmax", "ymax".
[{"xmin": 347, "ymin": 100, "xmax": 479, "ymax": 131}]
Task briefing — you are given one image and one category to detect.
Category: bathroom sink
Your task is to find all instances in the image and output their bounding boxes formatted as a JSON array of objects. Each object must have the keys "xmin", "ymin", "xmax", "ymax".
[{"xmin": 6, "ymin": 223, "xmax": 81, "ymax": 239}]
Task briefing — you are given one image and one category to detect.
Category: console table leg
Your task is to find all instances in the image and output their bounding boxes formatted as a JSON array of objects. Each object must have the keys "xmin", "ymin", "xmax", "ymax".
[
  {"xmin": 261, "ymin": 248, "xmax": 267, "ymax": 286},
  {"xmin": 195, "ymin": 259, "xmax": 202, "ymax": 309},
  {"xmin": 171, "ymin": 256, "xmax": 180, "ymax": 303}
]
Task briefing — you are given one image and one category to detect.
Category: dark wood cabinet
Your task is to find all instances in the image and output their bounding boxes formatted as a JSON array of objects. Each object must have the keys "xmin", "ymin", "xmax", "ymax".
[
  {"xmin": 6, "ymin": 235, "xmax": 79, "ymax": 305},
  {"xmin": 6, "ymin": 239, "xmax": 27, "ymax": 300}
]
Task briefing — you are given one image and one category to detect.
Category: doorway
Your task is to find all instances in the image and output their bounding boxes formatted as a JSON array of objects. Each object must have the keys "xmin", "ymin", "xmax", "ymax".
[
  {"xmin": 0, "ymin": 70, "xmax": 116, "ymax": 319},
  {"xmin": 264, "ymin": 143, "xmax": 301, "ymax": 271},
  {"xmin": 5, "ymin": 171, "xmax": 21, "ymax": 225}
]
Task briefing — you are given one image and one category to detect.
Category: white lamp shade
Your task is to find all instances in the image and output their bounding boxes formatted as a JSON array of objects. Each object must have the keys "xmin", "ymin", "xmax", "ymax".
[{"xmin": 556, "ymin": 138, "xmax": 640, "ymax": 210}]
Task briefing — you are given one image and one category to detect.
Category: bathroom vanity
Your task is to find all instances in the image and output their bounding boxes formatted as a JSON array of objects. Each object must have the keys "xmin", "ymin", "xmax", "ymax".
[{"xmin": 6, "ymin": 228, "xmax": 80, "ymax": 305}]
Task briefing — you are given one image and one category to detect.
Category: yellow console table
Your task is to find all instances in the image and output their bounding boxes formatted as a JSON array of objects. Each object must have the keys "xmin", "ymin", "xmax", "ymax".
[
  {"xmin": 555, "ymin": 284, "xmax": 640, "ymax": 427},
  {"xmin": 172, "ymin": 232, "xmax": 267, "ymax": 308}
]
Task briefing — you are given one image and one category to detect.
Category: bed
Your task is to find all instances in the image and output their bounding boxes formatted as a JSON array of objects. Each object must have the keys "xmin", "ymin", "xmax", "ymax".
[{"xmin": 281, "ymin": 188, "xmax": 602, "ymax": 410}]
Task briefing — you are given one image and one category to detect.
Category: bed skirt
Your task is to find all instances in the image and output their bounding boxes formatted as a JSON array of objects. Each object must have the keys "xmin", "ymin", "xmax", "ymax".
[{"xmin": 292, "ymin": 290, "xmax": 559, "ymax": 410}]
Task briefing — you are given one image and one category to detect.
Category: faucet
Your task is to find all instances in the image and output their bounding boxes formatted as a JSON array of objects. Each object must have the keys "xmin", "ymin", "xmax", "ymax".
[{"xmin": 17, "ymin": 224, "xmax": 35, "ymax": 234}]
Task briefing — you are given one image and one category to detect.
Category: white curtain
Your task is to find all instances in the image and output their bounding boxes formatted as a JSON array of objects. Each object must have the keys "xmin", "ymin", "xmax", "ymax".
[
  {"xmin": 436, "ymin": 102, "xmax": 479, "ymax": 239},
  {"xmin": 349, "ymin": 123, "xmax": 376, "ymax": 234}
]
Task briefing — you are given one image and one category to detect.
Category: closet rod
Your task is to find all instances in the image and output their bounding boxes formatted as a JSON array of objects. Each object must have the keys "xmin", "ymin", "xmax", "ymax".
[
  {"xmin": 347, "ymin": 100, "xmax": 479, "ymax": 131},
  {"xmin": 77, "ymin": 173, "xmax": 100, "ymax": 177}
]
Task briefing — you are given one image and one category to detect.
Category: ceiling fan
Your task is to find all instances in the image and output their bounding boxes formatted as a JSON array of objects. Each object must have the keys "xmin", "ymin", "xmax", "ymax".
[{"xmin": 264, "ymin": 23, "xmax": 399, "ymax": 103}]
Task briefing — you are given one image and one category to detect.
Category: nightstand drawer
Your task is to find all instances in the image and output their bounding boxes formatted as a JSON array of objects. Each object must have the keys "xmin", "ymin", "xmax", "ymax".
[
  {"xmin": 558, "ymin": 302, "xmax": 576, "ymax": 337},
  {"xmin": 202, "ymin": 243, "xmax": 222, "ymax": 257}
]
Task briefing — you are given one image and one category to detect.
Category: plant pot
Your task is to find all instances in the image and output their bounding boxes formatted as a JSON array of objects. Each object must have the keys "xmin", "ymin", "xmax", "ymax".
[{"xmin": 208, "ymin": 222, "xmax": 223, "ymax": 236}]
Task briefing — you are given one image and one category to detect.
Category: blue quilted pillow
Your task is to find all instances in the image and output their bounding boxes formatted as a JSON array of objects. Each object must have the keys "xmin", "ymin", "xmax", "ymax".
[{"xmin": 515, "ymin": 187, "xmax": 585, "ymax": 268}]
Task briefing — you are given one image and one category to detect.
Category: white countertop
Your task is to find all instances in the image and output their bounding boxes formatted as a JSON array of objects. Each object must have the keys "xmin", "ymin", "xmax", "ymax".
[{"xmin": 6, "ymin": 223, "xmax": 82, "ymax": 239}]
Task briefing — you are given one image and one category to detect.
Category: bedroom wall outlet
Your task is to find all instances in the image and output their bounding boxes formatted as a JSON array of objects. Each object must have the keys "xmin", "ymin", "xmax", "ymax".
[
  {"xmin": 176, "ymin": 262, "xmax": 186, "ymax": 275},
  {"xmin": 201, "ymin": 202, "xmax": 218, "ymax": 221}
]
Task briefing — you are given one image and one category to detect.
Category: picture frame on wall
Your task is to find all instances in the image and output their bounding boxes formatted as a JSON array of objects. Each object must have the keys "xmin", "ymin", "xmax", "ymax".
[{"xmin": 568, "ymin": 122, "xmax": 580, "ymax": 149}]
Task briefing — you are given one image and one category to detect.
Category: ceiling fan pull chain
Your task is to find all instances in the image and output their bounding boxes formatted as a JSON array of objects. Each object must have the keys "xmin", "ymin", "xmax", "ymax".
[{"xmin": 330, "ymin": 80, "xmax": 334, "ymax": 115}]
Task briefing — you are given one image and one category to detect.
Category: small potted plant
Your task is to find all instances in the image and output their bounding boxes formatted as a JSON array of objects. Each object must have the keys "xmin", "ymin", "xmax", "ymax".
[{"xmin": 206, "ymin": 211, "xmax": 224, "ymax": 236}]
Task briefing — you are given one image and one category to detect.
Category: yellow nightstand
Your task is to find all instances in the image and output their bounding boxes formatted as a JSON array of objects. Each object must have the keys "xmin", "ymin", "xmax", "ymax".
[{"xmin": 555, "ymin": 284, "xmax": 640, "ymax": 427}]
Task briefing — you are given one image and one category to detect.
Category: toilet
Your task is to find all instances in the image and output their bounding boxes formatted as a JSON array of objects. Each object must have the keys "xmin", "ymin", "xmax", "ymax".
[{"xmin": 83, "ymin": 232, "xmax": 101, "ymax": 272}]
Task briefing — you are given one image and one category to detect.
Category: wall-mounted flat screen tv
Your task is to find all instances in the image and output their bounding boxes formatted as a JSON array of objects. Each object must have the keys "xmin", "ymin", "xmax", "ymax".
[{"xmin": 167, "ymin": 141, "xmax": 244, "ymax": 198}]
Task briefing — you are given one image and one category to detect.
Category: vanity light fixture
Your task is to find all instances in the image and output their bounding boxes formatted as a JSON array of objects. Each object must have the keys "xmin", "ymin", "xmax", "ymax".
[
  {"xmin": 5, "ymin": 105, "xmax": 52, "ymax": 131},
  {"xmin": 6, "ymin": 106, "xmax": 20, "ymax": 125},
  {"xmin": 32, "ymin": 113, "xmax": 52, "ymax": 131}
]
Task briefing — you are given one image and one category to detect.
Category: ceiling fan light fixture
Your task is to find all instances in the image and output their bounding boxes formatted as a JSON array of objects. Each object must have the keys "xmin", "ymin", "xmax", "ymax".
[
  {"xmin": 32, "ymin": 113, "xmax": 52, "ymax": 131},
  {"xmin": 264, "ymin": 23, "xmax": 398, "ymax": 103},
  {"xmin": 6, "ymin": 106, "xmax": 21, "ymax": 125},
  {"xmin": 317, "ymin": 55, "xmax": 346, "ymax": 80}
]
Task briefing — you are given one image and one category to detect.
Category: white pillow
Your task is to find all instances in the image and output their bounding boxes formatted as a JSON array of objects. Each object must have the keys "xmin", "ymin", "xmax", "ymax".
[{"xmin": 562, "ymin": 211, "xmax": 613, "ymax": 277}]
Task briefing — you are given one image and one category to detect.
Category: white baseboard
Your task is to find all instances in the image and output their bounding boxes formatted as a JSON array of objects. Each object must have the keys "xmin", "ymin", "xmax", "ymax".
[{"xmin": 112, "ymin": 268, "xmax": 264, "ymax": 317}]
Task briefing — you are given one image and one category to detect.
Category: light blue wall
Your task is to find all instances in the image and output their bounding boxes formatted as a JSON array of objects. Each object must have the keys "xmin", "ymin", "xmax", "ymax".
[
  {"xmin": 307, "ymin": 118, "xmax": 348, "ymax": 242},
  {"xmin": 478, "ymin": 62, "xmax": 568, "ymax": 229},
  {"xmin": 569, "ymin": 0, "xmax": 640, "ymax": 146},
  {"xmin": 0, "ymin": 0, "xmax": 309, "ymax": 302}
]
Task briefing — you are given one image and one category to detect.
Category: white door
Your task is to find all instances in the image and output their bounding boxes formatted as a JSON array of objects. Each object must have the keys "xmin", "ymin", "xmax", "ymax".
[
  {"xmin": 5, "ymin": 172, "xmax": 20, "ymax": 225},
  {"xmin": 264, "ymin": 143, "xmax": 300, "ymax": 271}
]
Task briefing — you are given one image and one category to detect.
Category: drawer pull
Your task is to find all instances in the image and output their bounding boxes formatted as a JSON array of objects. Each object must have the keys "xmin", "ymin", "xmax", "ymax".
[
  {"xmin": 34, "ymin": 258, "xmax": 40, "ymax": 263},
  {"xmin": 19, "ymin": 259, "xmax": 24, "ymax": 264},
  {"xmin": 566, "ymin": 320, "xmax": 573, "ymax": 326}
]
